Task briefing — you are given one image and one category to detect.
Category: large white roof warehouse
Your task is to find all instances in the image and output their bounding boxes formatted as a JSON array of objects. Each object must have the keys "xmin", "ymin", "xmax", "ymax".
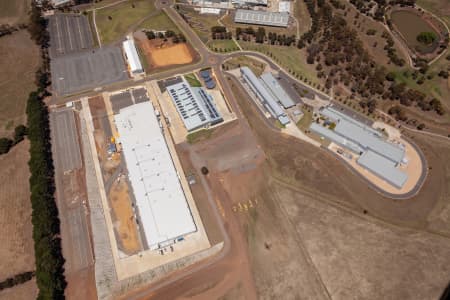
[
  {"xmin": 114, "ymin": 102, "xmax": 196, "ymax": 250},
  {"xmin": 122, "ymin": 38, "xmax": 143, "ymax": 74}
]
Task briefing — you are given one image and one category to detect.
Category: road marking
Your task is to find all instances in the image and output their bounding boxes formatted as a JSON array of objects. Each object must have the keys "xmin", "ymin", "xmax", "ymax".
[
  {"xmin": 67, "ymin": 16, "xmax": 74, "ymax": 51},
  {"xmin": 77, "ymin": 17, "xmax": 85, "ymax": 49}
]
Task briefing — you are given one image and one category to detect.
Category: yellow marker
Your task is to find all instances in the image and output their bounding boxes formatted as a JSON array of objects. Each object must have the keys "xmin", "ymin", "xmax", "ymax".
[
  {"xmin": 238, "ymin": 202, "xmax": 243, "ymax": 212},
  {"xmin": 248, "ymin": 199, "xmax": 254, "ymax": 208},
  {"xmin": 243, "ymin": 203, "xmax": 248, "ymax": 211}
]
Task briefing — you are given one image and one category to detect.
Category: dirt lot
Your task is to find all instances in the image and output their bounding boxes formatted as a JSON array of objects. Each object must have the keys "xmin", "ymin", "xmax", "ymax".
[
  {"xmin": 0, "ymin": 30, "xmax": 40, "ymax": 137},
  {"xmin": 0, "ymin": 140, "xmax": 34, "ymax": 281},
  {"xmin": 136, "ymin": 37, "xmax": 194, "ymax": 69},
  {"xmin": 108, "ymin": 178, "xmax": 142, "ymax": 255}
]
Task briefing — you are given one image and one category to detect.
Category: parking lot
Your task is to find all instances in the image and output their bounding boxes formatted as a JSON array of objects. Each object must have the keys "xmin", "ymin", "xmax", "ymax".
[
  {"xmin": 50, "ymin": 46, "xmax": 129, "ymax": 95},
  {"xmin": 50, "ymin": 109, "xmax": 82, "ymax": 172},
  {"xmin": 110, "ymin": 87, "xmax": 149, "ymax": 113},
  {"xmin": 48, "ymin": 13, "xmax": 94, "ymax": 58}
]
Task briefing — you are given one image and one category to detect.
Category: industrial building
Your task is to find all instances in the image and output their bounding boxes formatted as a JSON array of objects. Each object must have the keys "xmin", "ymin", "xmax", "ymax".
[
  {"xmin": 114, "ymin": 102, "xmax": 197, "ymax": 250},
  {"xmin": 51, "ymin": 0, "xmax": 72, "ymax": 7},
  {"xmin": 166, "ymin": 81, "xmax": 223, "ymax": 131},
  {"xmin": 122, "ymin": 38, "xmax": 144, "ymax": 74},
  {"xmin": 278, "ymin": 1, "xmax": 291, "ymax": 13},
  {"xmin": 260, "ymin": 72, "xmax": 296, "ymax": 109},
  {"xmin": 240, "ymin": 67, "xmax": 290, "ymax": 125},
  {"xmin": 310, "ymin": 107, "xmax": 408, "ymax": 188},
  {"xmin": 234, "ymin": 9, "xmax": 289, "ymax": 27},
  {"xmin": 232, "ymin": 0, "xmax": 268, "ymax": 6}
]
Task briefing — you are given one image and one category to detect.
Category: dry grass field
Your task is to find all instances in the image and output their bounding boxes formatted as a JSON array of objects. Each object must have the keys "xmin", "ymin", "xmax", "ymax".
[
  {"xmin": 0, "ymin": 141, "xmax": 35, "ymax": 281},
  {"xmin": 0, "ymin": 279, "xmax": 37, "ymax": 300},
  {"xmin": 0, "ymin": 0, "xmax": 30, "ymax": 25},
  {"xmin": 219, "ymin": 75, "xmax": 450, "ymax": 299},
  {"xmin": 0, "ymin": 30, "xmax": 40, "ymax": 137},
  {"xmin": 108, "ymin": 178, "xmax": 142, "ymax": 255}
]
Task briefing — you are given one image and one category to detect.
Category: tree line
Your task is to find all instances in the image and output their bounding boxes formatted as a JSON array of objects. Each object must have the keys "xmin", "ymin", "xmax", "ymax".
[
  {"xmin": 297, "ymin": 0, "xmax": 444, "ymax": 118},
  {"xmin": 26, "ymin": 2, "xmax": 67, "ymax": 299},
  {"xmin": 0, "ymin": 271, "xmax": 35, "ymax": 291},
  {"xmin": 145, "ymin": 30, "xmax": 186, "ymax": 43}
]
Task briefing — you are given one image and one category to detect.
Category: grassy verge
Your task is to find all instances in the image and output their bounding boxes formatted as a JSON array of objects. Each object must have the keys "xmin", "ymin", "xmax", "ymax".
[
  {"xmin": 86, "ymin": 11, "xmax": 99, "ymax": 47},
  {"xmin": 176, "ymin": 6, "xmax": 219, "ymax": 42},
  {"xmin": 207, "ymin": 39, "xmax": 240, "ymax": 53},
  {"xmin": 296, "ymin": 106, "xmax": 313, "ymax": 132},
  {"xmin": 184, "ymin": 73, "xmax": 202, "ymax": 87},
  {"xmin": 187, "ymin": 128, "xmax": 212, "ymax": 144},
  {"xmin": 238, "ymin": 41, "xmax": 322, "ymax": 86},
  {"xmin": 275, "ymin": 120, "xmax": 286, "ymax": 129},
  {"xmin": 95, "ymin": 0, "xmax": 155, "ymax": 44},
  {"xmin": 223, "ymin": 56, "xmax": 266, "ymax": 76},
  {"xmin": 135, "ymin": 42, "xmax": 150, "ymax": 72},
  {"xmin": 138, "ymin": 10, "xmax": 180, "ymax": 33}
]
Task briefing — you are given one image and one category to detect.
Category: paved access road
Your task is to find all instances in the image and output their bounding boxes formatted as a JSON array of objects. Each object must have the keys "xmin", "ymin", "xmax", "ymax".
[
  {"xmin": 50, "ymin": 109, "xmax": 82, "ymax": 171},
  {"xmin": 50, "ymin": 108, "xmax": 93, "ymax": 274}
]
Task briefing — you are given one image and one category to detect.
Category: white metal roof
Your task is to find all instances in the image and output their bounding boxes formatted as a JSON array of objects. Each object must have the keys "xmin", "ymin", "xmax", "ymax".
[
  {"xmin": 200, "ymin": 7, "xmax": 221, "ymax": 14},
  {"xmin": 114, "ymin": 102, "xmax": 196, "ymax": 250},
  {"xmin": 241, "ymin": 67, "xmax": 290, "ymax": 125},
  {"xmin": 122, "ymin": 39, "xmax": 143, "ymax": 74},
  {"xmin": 234, "ymin": 9, "xmax": 289, "ymax": 27},
  {"xmin": 322, "ymin": 107, "xmax": 405, "ymax": 163},
  {"xmin": 357, "ymin": 150, "xmax": 408, "ymax": 188},
  {"xmin": 260, "ymin": 72, "xmax": 296, "ymax": 108},
  {"xmin": 278, "ymin": 1, "xmax": 291, "ymax": 13}
]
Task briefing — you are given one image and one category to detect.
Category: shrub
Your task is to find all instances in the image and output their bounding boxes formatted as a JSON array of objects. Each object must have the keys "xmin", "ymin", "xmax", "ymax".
[
  {"xmin": 0, "ymin": 138, "xmax": 13, "ymax": 154},
  {"xmin": 416, "ymin": 32, "xmax": 437, "ymax": 45}
]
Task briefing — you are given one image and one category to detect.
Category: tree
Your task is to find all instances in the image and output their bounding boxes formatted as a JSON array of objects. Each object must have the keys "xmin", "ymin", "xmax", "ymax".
[
  {"xmin": 416, "ymin": 32, "xmax": 437, "ymax": 45},
  {"xmin": 201, "ymin": 166, "xmax": 209, "ymax": 175},
  {"xmin": 146, "ymin": 30, "xmax": 156, "ymax": 40},
  {"xmin": 0, "ymin": 138, "xmax": 13, "ymax": 154},
  {"xmin": 14, "ymin": 125, "xmax": 28, "ymax": 144}
]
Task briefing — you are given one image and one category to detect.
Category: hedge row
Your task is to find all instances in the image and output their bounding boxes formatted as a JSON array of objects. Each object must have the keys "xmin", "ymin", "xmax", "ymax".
[
  {"xmin": 0, "ymin": 271, "xmax": 35, "ymax": 291},
  {"xmin": 27, "ymin": 2, "xmax": 67, "ymax": 299}
]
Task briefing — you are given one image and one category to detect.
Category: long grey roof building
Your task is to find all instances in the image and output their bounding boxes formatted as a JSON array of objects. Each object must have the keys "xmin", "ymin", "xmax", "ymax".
[
  {"xmin": 309, "ymin": 106, "xmax": 408, "ymax": 189},
  {"xmin": 260, "ymin": 72, "xmax": 296, "ymax": 108},
  {"xmin": 241, "ymin": 67, "xmax": 290, "ymax": 125},
  {"xmin": 234, "ymin": 9, "xmax": 289, "ymax": 28}
]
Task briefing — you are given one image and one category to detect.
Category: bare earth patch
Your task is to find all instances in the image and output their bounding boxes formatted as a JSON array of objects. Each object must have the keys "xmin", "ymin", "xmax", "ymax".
[
  {"xmin": 0, "ymin": 30, "xmax": 40, "ymax": 136},
  {"xmin": 137, "ymin": 37, "xmax": 194, "ymax": 68},
  {"xmin": 0, "ymin": 278, "xmax": 37, "ymax": 300},
  {"xmin": 0, "ymin": 140, "xmax": 35, "ymax": 281}
]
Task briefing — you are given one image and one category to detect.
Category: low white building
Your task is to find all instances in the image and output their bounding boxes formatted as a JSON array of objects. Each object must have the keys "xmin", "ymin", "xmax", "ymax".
[
  {"xmin": 51, "ymin": 0, "xmax": 71, "ymax": 7},
  {"xmin": 122, "ymin": 38, "xmax": 144, "ymax": 74},
  {"xmin": 114, "ymin": 102, "xmax": 197, "ymax": 250}
]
